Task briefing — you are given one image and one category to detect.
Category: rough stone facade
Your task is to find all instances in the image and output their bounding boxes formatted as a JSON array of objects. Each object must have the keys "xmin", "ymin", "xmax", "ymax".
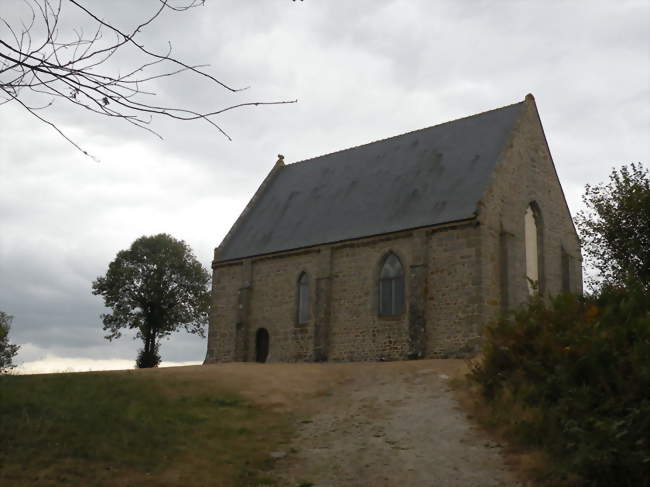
[
  {"xmin": 205, "ymin": 95, "xmax": 582, "ymax": 364},
  {"xmin": 477, "ymin": 97, "xmax": 583, "ymax": 327}
]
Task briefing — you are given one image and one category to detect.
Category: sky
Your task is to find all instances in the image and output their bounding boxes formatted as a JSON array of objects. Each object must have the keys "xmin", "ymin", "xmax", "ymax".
[{"xmin": 1, "ymin": 0, "xmax": 648, "ymax": 373}]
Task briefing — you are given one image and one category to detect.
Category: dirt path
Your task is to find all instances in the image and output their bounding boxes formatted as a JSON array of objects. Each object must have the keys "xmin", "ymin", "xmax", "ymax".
[{"xmin": 273, "ymin": 360, "xmax": 521, "ymax": 487}]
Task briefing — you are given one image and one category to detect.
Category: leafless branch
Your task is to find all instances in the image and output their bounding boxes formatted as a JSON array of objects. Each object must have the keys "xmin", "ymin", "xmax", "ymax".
[{"xmin": 0, "ymin": 0, "xmax": 296, "ymax": 158}]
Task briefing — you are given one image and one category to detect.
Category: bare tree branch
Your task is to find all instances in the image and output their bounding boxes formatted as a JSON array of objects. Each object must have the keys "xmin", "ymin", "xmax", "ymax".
[{"xmin": 1, "ymin": 0, "xmax": 297, "ymax": 158}]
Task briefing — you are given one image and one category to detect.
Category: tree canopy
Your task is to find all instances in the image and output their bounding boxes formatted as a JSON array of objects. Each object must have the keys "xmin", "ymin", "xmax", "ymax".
[
  {"xmin": 0, "ymin": 311, "xmax": 20, "ymax": 373},
  {"xmin": 92, "ymin": 233, "xmax": 210, "ymax": 368},
  {"xmin": 576, "ymin": 162, "xmax": 650, "ymax": 292}
]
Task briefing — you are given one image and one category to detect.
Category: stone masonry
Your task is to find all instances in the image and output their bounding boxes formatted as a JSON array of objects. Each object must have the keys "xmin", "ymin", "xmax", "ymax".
[{"xmin": 205, "ymin": 94, "xmax": 582, "ymax": 364}]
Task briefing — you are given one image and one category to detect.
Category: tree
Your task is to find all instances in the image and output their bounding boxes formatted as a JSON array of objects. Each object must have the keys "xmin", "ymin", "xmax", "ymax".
[
  {"xmin": 1, "ymin": 0, "xmax": 295, "ymax": 158},
  {"xmin": 0, "ymin": 311, "xmax": 20, "ymax": 374},
  {"xmin": 575, "ymin": 162, "xmax": 650, "ymax": 292},
  {"xmin": 92, "ymin": 233, "xmax": 210, "ymax": 368}
]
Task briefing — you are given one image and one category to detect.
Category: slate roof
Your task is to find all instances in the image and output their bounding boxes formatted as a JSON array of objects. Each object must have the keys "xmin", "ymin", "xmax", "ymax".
[{"xmin": 218, "ymin": 100, "xmax": 526, "ymax": 262}]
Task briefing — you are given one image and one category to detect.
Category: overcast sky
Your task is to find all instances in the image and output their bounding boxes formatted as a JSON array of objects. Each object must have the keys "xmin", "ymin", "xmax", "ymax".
[{"xmin": 1, "ymin": 0, "xmax": 648, "ymax": 373}]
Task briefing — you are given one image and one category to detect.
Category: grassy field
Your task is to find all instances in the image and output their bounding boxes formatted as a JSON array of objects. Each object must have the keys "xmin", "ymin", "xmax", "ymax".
[{"xmin": 0, "ymin": 367, "xmax": 295, "ymax": 487}]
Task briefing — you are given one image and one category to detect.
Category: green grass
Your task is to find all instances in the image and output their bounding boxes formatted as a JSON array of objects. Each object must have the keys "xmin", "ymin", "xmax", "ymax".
[{"xmin": 0, "ymin": 370, "xmax": 293, "ymax": 486}]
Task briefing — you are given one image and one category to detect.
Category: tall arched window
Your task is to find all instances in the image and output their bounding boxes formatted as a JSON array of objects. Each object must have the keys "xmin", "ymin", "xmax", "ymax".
[
  {"xmin": 378, "ymin": 253, "xmax": 405, "ymax": 316},
  {"xmin": 524, "ymin": 203, "xmax": 542, "ymax": 295},
  {"xmin": 297, "ymin": 272, "xmax": 310, "ymax": 324}
]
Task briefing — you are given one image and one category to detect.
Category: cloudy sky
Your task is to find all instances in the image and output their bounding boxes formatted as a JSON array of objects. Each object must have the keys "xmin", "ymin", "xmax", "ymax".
[{"xmin": 1, "ymin": 0, "xmax": 648, "ymax": 373}]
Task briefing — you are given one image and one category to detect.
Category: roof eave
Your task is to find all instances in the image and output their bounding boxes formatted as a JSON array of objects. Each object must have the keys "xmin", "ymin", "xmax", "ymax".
[{"xmin": 213, "ymin": 216, "xmax": 478, "ymax": 266}]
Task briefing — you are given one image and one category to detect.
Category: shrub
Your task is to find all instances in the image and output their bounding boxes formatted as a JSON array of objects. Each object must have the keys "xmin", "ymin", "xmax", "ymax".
[
  {"xmin": 470, "ymin": 287, "xmax": 650, "ymax": 486},
  {"xmin": 136, "ymin": 343, "xmax": 161, "ymax": 368}
]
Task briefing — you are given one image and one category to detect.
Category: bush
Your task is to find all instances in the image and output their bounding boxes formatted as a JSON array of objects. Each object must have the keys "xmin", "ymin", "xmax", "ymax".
[
  {"xmin": 470, "ymin": 287, "xmax": 650, "ymax": 486},
  {"xmin": 136, "ymin": 343, "xmax": 161, "ymax": 368}
]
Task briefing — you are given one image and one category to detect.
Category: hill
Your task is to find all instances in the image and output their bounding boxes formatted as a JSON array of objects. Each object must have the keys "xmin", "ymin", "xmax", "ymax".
[{"xmin": 0, "ymin": 360, "xmax": 520, "ymax": 487}]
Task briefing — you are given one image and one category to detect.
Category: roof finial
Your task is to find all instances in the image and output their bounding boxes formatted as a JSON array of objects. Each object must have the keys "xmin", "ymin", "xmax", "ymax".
[
  {"xmin": 525, "ymin": 93, "xmax": 535, "ymax": 102},
  {"xmin": 276, "ymin": 154, "xmax": 285, "ymax": 166}
]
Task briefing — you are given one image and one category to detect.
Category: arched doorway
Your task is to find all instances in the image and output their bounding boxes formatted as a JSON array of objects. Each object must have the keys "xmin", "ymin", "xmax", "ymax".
[{"xmin": 255, "ymin": 328, "xmax": 270, "ymax": 363}]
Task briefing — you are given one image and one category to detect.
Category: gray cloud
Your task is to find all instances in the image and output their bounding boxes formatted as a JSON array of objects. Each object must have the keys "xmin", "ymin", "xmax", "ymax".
[{"xmin": 1, "ymin": 0, "xmax": 648, "ymax": 370}]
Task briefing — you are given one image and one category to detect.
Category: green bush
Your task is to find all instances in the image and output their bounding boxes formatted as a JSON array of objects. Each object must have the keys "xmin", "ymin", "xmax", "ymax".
[
  {"xmin": 470, "ymin": 287, "xmax": 650, "ymax": 486},
  {"xmin": 136, "ymin": 343, "xmax": 162, "ymax": 368}
]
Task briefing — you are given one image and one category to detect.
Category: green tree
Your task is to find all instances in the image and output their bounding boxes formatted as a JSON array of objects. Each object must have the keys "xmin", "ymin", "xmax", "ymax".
[
  {"xmin": 92, "ymin": 234, "xmax": 211, "ymax": 368},
  {"xmin": 576, "ymin": 163, "xmax": 650, "ymax": 291},
  {"xmin": 0, "ymin": 311, "xmax": 20, "ymax": 373}
]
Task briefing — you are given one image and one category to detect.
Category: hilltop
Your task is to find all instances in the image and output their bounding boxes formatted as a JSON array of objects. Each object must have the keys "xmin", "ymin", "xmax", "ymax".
[{"xmin": 1, "ymin": 360, "xmax": 520, "ymax": 486}]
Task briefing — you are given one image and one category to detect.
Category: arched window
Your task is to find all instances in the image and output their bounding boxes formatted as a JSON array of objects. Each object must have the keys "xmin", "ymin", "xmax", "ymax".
[
  {"xmin": 297, "ymin": 272, "xmax": 310, "ymax": 324},
  {"xmin": 378, "ymin": 253, "xmax": 405, "ymax": 316},
  {"xmin": 524, "ymin": 203, "xmax": 543, "ymax": 295}
]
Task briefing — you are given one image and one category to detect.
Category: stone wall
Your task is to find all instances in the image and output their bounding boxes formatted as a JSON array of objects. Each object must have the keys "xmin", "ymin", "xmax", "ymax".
[
  {"xmin": 207, "ymin": 256, "xmax": 240, "ymax": 362},
  {"xmin": 327, "ymin": 234, "xmax": 412, "ymax": 362},
  {"xmin": 248, "ymin": 251, "xmax": 319, "ymax": 362},
  {"xmin": 477, "ymin": 95, "xmax": 583, "ymax": 326},
  {"xmin": 425, "ymin": 224, "xmax": 483, "ymax": 358},
  {"xmin": 206, "ymin": 221, "xmax": 485, "ymax": 363}
]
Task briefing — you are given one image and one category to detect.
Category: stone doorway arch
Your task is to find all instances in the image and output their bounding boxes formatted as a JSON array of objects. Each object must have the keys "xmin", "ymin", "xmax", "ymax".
[{"xmin": 255, "ymin": 328, "xmax": 270, "ymax": 363}]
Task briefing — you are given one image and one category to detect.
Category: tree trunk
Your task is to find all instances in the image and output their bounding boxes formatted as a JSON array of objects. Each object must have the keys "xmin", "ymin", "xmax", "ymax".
[
  {"xmin": 144, "ymin": 303, "xmax": 163, "ymax": 352},
  {"xmin": 144, "ymin": 330, "xmax": 154, "ymax": 354}
]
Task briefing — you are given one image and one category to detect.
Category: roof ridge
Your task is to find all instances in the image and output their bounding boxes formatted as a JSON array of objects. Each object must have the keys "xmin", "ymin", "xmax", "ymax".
[{"xmin": 285, "ymin": 99, "xmax": 525, "ymax": 168}]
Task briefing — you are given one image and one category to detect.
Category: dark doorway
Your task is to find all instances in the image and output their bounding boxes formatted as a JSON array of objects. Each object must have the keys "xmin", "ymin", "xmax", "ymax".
[{"xmin": 255, "ymin": 328, "xmax": 270, "ymax": 363}]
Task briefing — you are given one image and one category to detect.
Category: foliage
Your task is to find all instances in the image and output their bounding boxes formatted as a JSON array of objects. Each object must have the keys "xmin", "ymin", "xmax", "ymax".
[
  {"xmin": 0, "ymin": 311, "xmax": 20, "ymax": 374},
  {"xmin": 470, "ymin": 288, "xmax": 650, "ymax": 486},
  {"xmin": 92, "ymin": 233, "xmax": 210, "ymax": 368},
  {"xmin": 136, "ymin": 343, "xmax": 162, "ymax": 369},
  {"xmin": 0, "ymin": 370, "xmax": 292, "ymax": 486},
  {"xmin": 575, "ymin": 163, "xmax": 650, "ymax": 292}
]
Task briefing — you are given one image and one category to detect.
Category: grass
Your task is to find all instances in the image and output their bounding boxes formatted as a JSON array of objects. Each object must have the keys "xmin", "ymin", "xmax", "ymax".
[
  {"xmin": 452, "ymin": 374, "xmax": 553, "ymax": 486},
  {"xmin": 0, "ymin": 369, "xmax": 294, "ymax": 486}
]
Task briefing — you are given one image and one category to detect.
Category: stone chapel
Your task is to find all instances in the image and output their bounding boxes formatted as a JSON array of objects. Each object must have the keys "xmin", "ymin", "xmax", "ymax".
[{"xmin": 204, "ymin": 94, "xmax": 582, "ymax": 364}]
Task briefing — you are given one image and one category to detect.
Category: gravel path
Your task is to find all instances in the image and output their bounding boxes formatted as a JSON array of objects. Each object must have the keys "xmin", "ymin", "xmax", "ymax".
[{"xmin": 275, "ymin": 362, "xmax": 521, "ymax": 487}]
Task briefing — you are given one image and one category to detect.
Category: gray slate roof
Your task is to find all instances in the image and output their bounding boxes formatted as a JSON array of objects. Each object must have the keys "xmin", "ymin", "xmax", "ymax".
[{"xmin": 218, "ymin": 101, "xmax": 525, "ymax": 262}]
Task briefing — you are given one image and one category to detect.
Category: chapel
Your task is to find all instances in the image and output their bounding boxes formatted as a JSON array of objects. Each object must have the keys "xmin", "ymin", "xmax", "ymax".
[{"xmin": 205, "ymin": 94, "xmax": 582, "ymax": 363}]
